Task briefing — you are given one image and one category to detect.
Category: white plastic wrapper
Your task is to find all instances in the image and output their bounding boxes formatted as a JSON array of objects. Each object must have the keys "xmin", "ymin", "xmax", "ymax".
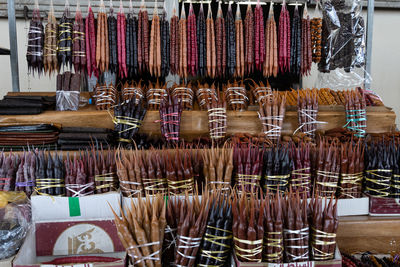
[
  {"xmin": 316, "ymin": 0, "xmax": 370, "ymax": 90},
  {"xmin": 0, "ymin": 202, "xmax": 30, "ymax": 260},
  {"xmin": 56, "ymin": 91, "xmax": 80, "ymax": 111}
]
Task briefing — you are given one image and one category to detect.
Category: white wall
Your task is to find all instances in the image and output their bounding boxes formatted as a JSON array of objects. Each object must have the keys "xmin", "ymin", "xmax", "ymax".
[{"xmin": 0, "ymin": 9, "xmax": 399, "ymax": 124}]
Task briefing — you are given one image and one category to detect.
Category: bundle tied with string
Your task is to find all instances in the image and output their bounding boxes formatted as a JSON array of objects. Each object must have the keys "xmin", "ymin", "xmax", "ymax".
[
  {"xmin": 263, "ymin": 146, "xmax": 291, "ymax": 194},
  {"xmin": 310, "ymin": 196, "xmax": 338, "ymax": 261},
  {"xmin": 110, "ymin": 194, "xmax": 166, "ymax": 267},
  {"xmin": 94, "ymin": 83, "xmax": 117, "ymax": 110},
  {"xmin": 34, "ymin": 151, "xmax": 65, "ymax": 196},
  {"xmin": 234, "ymin": 145, "xmax": 263, "ymax": 193},
  {"xmin": 147, "ymin": 80, "xmax": 168, "ymax": 110},
  {"xmin": 43, "ymin": 0, "xmax": 57, "ymax": 75},
  {"xmin": 258, "ymin": 91, "xmax": 286, "ymax": 143},
  {"xmin": 58, "ymin": 1, "xmax": 73, "ymax": 70},
  {"xmin": 295, "ymin": 89, "xmax": 324, "ymax": 139},
  {"xmin": 290, "ymin": 142, "xmax": 311, "ymax": 196},
  {"xmin": 142, "ymin": 150, "xmax": 168, "ymax": 196},
  {"xmin": 159, "ymin": 95, "xmax": 182, "ymax": 144},
  {"xmin": 314, "ymin": 139, "xmax": 340, "ymax": 197},
  {"xmin": 224, "ymin": 80, "xmax": 248, "ymax": 111},
  {"xmin": 338, "ymin": 140, "xmax": 364, "ymax": 199},
  {"xmin": 171, "ymin": 83, "xmax": 194, "ymax": 110},
  {"xmin": 196, "ymin": 84, "xmax": 218, "ymax": 110},
  {"xmin": 64, "ymin": 152, "xmax": 93, "ymax": 197},
  {"xmin": 26, "ymin": 4, "xmax": 44, "ymax": 76},
  {"xmin": 115, "ymin": 148, "xmax": 144, "ymax": 197},
  {"xmin": 391, "ymin": 143, "xmax": 400, "ymax": 198},
  {"xmin": 122, "ymin": 81, "xmax": 144, "ymax": 104},
  {"xmin": 344, "ymin": 90, "xmax": 367, "ymax": 138},
  {"xmin": 233, "ymin": 192, "xmax": 264, "ymax": 263},
  {"xmin": 113, "ymin": 98, "xmax": 146, "ymax": 144},
  {"xmin": 283, "ymin": 191, "xmax": 309, "ymax": 263},
  {"xmin": 365, "ymin": 141, "xmax": 393, "ymax": 198}
]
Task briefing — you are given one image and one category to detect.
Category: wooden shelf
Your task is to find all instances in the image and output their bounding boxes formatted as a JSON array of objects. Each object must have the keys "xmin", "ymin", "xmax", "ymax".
[
  {"xmin": 337, "ymin": 215, "xmax": 400, "ymax": 254},
  {"xmin": 0, "ymin": 104, "xmax": 396, "ymax": 138}
]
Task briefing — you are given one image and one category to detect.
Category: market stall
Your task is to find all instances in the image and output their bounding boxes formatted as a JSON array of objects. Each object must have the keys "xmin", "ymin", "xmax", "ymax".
[{"xmin": 1, "ymin": 0, "xmax": 400, "ymax": 266}]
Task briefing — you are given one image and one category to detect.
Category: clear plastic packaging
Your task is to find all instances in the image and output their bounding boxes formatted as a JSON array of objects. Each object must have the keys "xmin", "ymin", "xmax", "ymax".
[
  {"xmin": 0, "ymin": 195, "xmax": 30, "ymax": 260},
  {"xmin": 56, "ymin": 91, "xmax": 80, "ymax": 111},
  {"xmin": 316, "ymin": 0, "xmax": 370, "ymax": 90}
]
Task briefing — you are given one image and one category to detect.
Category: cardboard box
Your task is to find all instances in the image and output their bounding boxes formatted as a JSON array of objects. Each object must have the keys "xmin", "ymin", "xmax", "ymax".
[
  {"xmin": 35, "ymin": 220, "xmax": 124, "ymax": 256},
  {"xmin": 369, "ymin": 196, "xmax": 400, "ymax": 216},
  {"xmin": 13, "ymin": 227, "xmax": 125, "ymax": 267},
  {"xmin": 233, "ymin": 247, "xmax": 342, "ymax": 267},
  {"xmin": 31, "ymin": 192, "xmax": 121, "ymax": 221},
  {"xmin": 337, "ymin": 197, "xmax": 369, "ymax": 216}
]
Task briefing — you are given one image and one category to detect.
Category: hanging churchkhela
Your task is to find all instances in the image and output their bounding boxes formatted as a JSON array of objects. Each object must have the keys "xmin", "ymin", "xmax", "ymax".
[
  {"xmin": 290, "ymin": 142, "xmax": 311, "ymax": 196},
  {"xmin": 197, "ymin": 3, "xmax": 206, "ymax": 77},
  {"xmin": 179, "ymin": 7, "xmax": 188, "ymax": 78},
  {"xmin": 278, "ymin": 0, "xmax": 290, "ymax": 73},
  {"xmin": 244, "ymin": 4, "xmax": 254, "ymax": 75},
  {"xmin": 43, "ymin": 2, "xmax": 57, "ymax": 75},
  {"xmin": 226, "ymin": 3, "xmax": 236, "ymax": 77},
  {"xmin": 254, "ymin": 1, "xmax": 265, "ymax": 72},
  {"xmin": 117, "ymin": 1, "xmax": 127, "ymax": 78},
  {"xmin": 169, "ymin": 6, "xmax": 179, "ymax": 75},
  {"xmin": 310, "ymin": 2, "xmax": 322, "ymax": 63},
  {"xmin": 108, "ymin": 1, "xmax": 118, "ymax": 74},
  {"xmin": 310, "ymin": 196, "xmax": 338, "ymax": 261},
  {"xmin": 338, "ymin": 140, "xmax": 364, "ymax": 198},
  {"xmin": 235, "ymin": 5, "xmax": 244, "ymax": 77},
  {"xmin": 149, "ymin": 5, "xmax": 161, "ymax": 77},
  {"xmin": 215, "ymin": 2, "xmax": 226, "ymax": 78},
  {"xmin": 72, "ymin": 3, "xmax": 86, "ymax": 73},
  {"xmin": 58, "ymin": 2, "xmax": 73, "ymax": 70},
  {"xmin": 290, "ymin": 6, "xmax": 301, "ymax": 76},
  {"xmin": 234, "ymin": 144, "xmax": 263, "ymax": 193},
  {"xmin": 264, "ymin": 3, "xmax": 278, "ymax": 77},
  {"xmin": 206, "ymin": 4, "xmax": 216, "ymax": 78},
  {"xmin": 197, "ymin": 192, "xmax": 233, "ymax": 266},
  {"xmin": 233, "ymin": 191, "xmax": 264, "ymax": 262},
  {"xmin": 314, "ymin": 138, "xmax": 340, "ymax": 197},
  {"xmin": 111, "ymin": 194, "xmax": 166, "ymax": 267},
  {"xmin": 138, "ymin": 0, "xmax": 149, "ymax": 73},
  {"xmin": 263, "ymin": 145, "xmax": 291, "ymax": 193},
  {"xmin": 187, "ymin": 3, "xmax": 198, "ymax": 76},
  {"xmin": 85, "ymin": 2, "xmax": 97, "ymax": 77},
  {"xmin": 202, "ymin": 146, "xmax": 233, "ymax": 190},
  {"xmin": 126, "ymin": 0, "xmax": 138, "ymax": 77},
  {"xmin": 160, "ymin": 7, "xmax": 170, "ymax": 77},
  {"xmin": 301, "ymin": 4, "xmax": 312, "ymax": 75},
  {"xmin": 96, "ymin": 0, "xmax": 108, "ymax": 73}
]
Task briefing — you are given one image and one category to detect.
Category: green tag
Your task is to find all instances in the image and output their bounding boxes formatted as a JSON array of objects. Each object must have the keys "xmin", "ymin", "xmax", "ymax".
[{"xmin": 68, "ymin": 197, "xmax": 81, "ymax": 217}]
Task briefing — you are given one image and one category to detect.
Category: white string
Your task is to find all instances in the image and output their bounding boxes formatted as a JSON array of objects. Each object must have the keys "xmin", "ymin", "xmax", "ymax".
[
  {"xmin": 258, "ymin": 114, "xmax": 284, "ymax": 139},
  {"xmin": 177, "ymin": 235, "xmax": 202, "ymax": 260},
  {"xmin": 65, "ymin": 182, "xmax": 94, "ymax": 197},
  {"xmin": 293, "ymin": 108, "xmax": 327, "ymax": 136},
  {"xmin": 128, "ymin": 241, "xmax": 161, "ymax": 265}
]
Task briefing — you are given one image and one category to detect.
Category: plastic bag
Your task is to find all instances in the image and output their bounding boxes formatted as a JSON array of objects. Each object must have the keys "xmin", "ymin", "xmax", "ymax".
[
  {"xmin": 56, "ymin": 91, "xmax": 80, "ymax": 111},
  {"xmin": 0, "ymin": 193, "xmax": 30, "ymax": 260},
  {"xmin": 316, "ymin": 0, "xmax": 370, "ymax": 90}
]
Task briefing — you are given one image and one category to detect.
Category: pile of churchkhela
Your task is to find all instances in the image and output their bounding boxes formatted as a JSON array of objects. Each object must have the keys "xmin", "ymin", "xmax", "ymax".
[{"xmin": 1, "ymin": 0, "xmax": 397, "ymax": 265}]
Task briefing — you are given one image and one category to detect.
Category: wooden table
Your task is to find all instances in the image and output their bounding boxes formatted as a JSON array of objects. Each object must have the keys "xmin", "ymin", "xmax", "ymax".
[{"xmin": 338, "ymin": 215, "xmax": 400, "ymax": 254}]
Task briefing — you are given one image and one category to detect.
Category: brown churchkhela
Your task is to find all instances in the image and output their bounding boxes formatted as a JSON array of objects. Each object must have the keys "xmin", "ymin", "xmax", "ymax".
[
  {"xmin": 44, "ymin": 6, "xmax": 58, "ymax": 75},
  {"xmin": 278, "ymin": 0, "xmax": 291, "ymax": 73},
  {"xmin": 202, "ymin": 145, "xmax": 233, "ymax": 191},
  {"xmin": 169, "ymin": 8, "xmax": 179, "ymax": 75},
  {"xmin": 301, "ymin": 4, "xmax": 312, "ymax": 76},
  {"xmin": 111, "ymin": 194, "xmax": 166, "ymax": 267},
  {"xmin": 72, "ymin": 4, "xmax": 86, "ymax": 73},
  {"xmin": 224, "ymin": 80, "xmax": 248, "ymax": 111},
  {"xmin": 339, "ymin": 140, "xmax": 364, "ymax": 198},
  {"xmin": 206, "ymin": 4, "xmax": 216, "ymax": 78},
  {"xmin": 96, "ymin": 2, "xmax": 108, "ymax": 73},
  {"xmin": 244, "ymin": 4, "xmax": 254, "ymax": 75},
  {"xmin": 178, "ymin": 7, "xmax": 188, "ymax": 78},
  {"xmin": 149, "ymin": 5, "xmax": 161, "ymax": 77},
  {"xmin": 264, "ymin": 3, "xmax": 278, "ymax": 77},
  {"xmin": 215, "ymin": 2, "xmax": 226, "ymax": 78},
  {"xmin": 138, "ymin": 2, "xmax": 149, "ymax": 73},
  {"xmin": 258, "ymin": 91, "xmax": 286, "ymax": 142},
  {"xmin": 235, "ymin": 6, "xmax": 245, "ymax": 77}
]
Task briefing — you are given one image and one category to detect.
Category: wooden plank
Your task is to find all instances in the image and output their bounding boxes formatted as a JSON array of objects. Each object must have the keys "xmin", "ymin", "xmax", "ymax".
[
  {"xmin": 337, "ymin": 216, "xmax": 400, "ymax": 254},
  {"xmin": 0, "ymin": 104, "xmax": 395, "ymax": 138}
]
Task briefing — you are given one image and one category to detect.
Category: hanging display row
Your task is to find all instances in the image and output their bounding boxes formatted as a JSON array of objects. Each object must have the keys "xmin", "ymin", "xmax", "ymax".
[{"xmin": 27, "ymin": 0, "xmax": 364, "ymax": 80}]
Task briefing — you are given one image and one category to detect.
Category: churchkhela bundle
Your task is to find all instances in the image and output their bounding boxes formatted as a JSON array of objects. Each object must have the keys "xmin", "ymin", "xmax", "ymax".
[
  {"xmin": 159, "ymin": 95, "xmax": 182, "ymax": 144},
  {"xmin": 258, "ymin": 91, "xmax": 286, "ymax": 142},
  {"xmin": 146, "ymin": 80, "xmax": 168, "ymax": 110},
  {"xmin": 263, "ymin": 145, "xmax": 291, "ymax": 193},
  {"xmin": 111, "ymin": 194, "xmax": 166, "ymax": 266},
  {"xmin": 26, "ymin": 4, "xmax": 44, "ymax": 76},
  {"xmin": 122, "ymin": 80, "xmax": 144, "ymax": 104},
  {"xmin": 72, "ymin": 2, "xmax": 86, "ymax": 73},
  {"xmin": 289, "ymin": 142, "xmax": 311, "ymax": 196},
  {"xmin": 296, "ymin": 89, "xmax": 319, "ymax": 138},
  {"xmin": 202, "ymin": 146, "xmax": 233, "ymax": 191},
  {"xmin": 170, "ymin": 82, "xmax": 194, "ymax": 110},
  {"xmin": 344, "ymin": 90, "xmax": 367, "ymax": 138},
  {"xmin": 57, "ymin": 2, "xmax": 73, "ymax": 70},
  {"xmin": 234, "ymin": 144, "xmax": 263, "ymax": 193},
  {"xmin": 197, "ymin": 192, "xmax": 233, "ymax": 267},
  {"xmin": 224, "ymin": 80, "xmax": 248, "ymax": 111},
  {"xmin": 43, "ymin": 2, "xmax": 57, "ymax": 75},
  {"xmin": 113, "ymin": 98, "xmax": 147, "ymax": 144}
]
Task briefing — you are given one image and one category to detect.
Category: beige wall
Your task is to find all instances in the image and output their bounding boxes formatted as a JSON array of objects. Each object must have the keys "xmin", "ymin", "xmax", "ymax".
[{"xmin": 0, "ymin": 9, "xmax": 399, "ymax": 125}]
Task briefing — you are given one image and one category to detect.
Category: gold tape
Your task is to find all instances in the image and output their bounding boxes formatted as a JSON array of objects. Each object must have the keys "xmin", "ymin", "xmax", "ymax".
[
  {"xmin": 143, "ymin": 178, "xmax": 168, "ymax": 195},
  {"xmin": 168, "ymin": 178, "xmax": 194, "ymax": 194},
  {"xmin": 234, "ymin": 237, "xmax": 263, "ymax": 262},
  {"xmin": 34, "ymin": 178, "xmax": 64, "ymax": 196},
  {"xmin": 236, "ymin": 174, "xmax": 261, "ymax": 187}
]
